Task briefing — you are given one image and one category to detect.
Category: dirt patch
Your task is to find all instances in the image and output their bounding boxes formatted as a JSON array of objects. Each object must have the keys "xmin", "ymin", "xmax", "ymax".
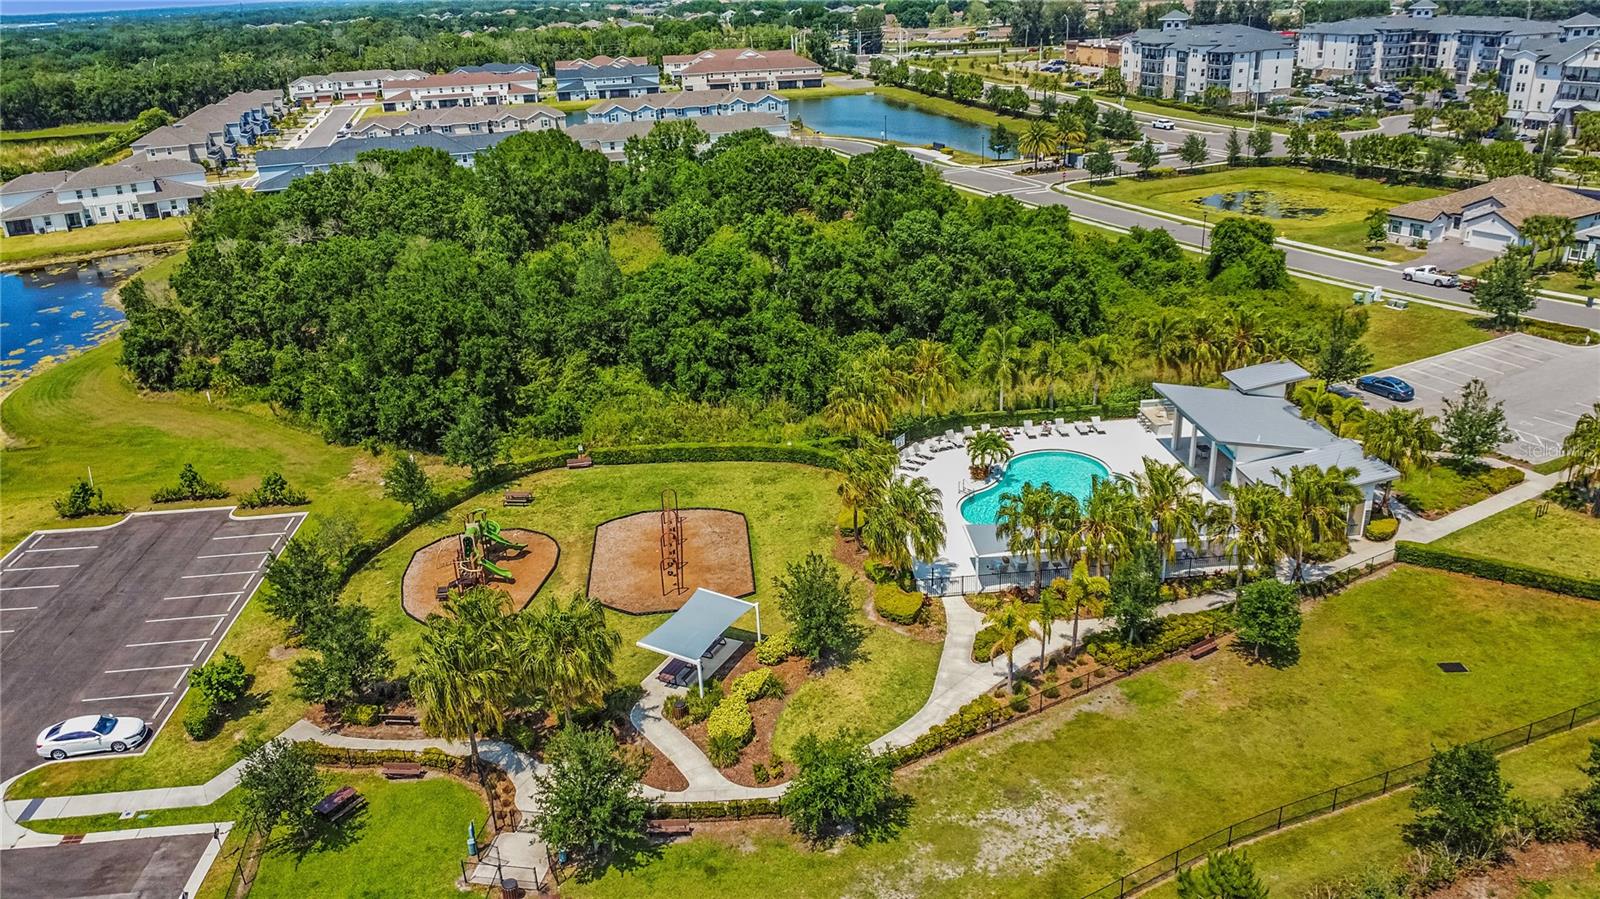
[
  {"xmin": 401, "ymin": 528, "xmax": 558, "ymax": 621},
  {"xmin": 1426, "ymin": 841, "xmax": 1600, "ymax": 899},
  {"xmin": 588, "ymin": 508, "xmax": 754, "ymax": 614},
  {"xmin": 623, "ymin": 729, "xmax": 689, "ymax": 793},
  {"xmin": 833, "ymin": 531, "xmax": 869, "ymax": 576},
  {"xmin": 675, "ymin": 650, "xmax": 811, "ymax": 787},
  {"xmin": 307, "ymin": 701, "xmax": 427, "ymax": 740}
]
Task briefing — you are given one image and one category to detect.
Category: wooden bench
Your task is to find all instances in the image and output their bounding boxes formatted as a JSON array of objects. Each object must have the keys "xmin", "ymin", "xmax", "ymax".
[
  {"xmin": 647, "ymin": 820, "xmax": 694, "ymax": 839},
  {"xmin": 565, "ymin": 456, "xmax": 594, "ymax": 470},
  {"xmin": 502, "ymin": 491, "xmax": 531, "ymax": 507},
  {"xmin": 381, "ymin": 762, "xmax": 425, "ymax": 780},
  {"xmin": 313, "ymin": 786, "xmax": 365, "ymax": 822},
  {"xmin": 379, "ymin": 713, "xmax": 419, "ymax": 727},
  {"xmin": 1189, "ymin": 637, "xmax": 1219, "ymax": 660}
]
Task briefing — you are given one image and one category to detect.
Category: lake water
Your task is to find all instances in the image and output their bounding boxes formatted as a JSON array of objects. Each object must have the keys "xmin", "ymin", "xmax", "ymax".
[
  {"xmin": 789, "ymin": 93, "xmax": 1015, "ymax": 159},
  {"xmin": 0, "ymin": 253, "xmax": 150, "ymax": 389}
]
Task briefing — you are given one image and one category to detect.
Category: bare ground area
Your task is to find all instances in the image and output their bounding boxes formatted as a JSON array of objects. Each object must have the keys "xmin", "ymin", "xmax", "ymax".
[
  {"xmin": 1427, "ymin": 841, "xmax": 1600, "ymax": 899},
  {"xmin": 401, "ymin": 528, "xmax": 559, "ymax": 621},
  {"xmin": 588, "ymin": 509, "xmax": 754, "ymax": 614}
]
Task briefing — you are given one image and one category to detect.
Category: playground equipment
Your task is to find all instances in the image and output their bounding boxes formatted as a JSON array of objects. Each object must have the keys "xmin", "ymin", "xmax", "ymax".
[
  {"xmin": 455, "ymin": 510, "xmax": 522, "ymax": 587},
  {"xmin": 660, "ymin": 489, "xmax": 685, "ymax": 596}
]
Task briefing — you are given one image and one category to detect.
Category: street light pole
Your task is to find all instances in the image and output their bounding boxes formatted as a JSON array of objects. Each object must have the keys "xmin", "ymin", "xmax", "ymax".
[{"xmin": 1201, "ymin": 210, "xmax": 1209, "ymax": 251}]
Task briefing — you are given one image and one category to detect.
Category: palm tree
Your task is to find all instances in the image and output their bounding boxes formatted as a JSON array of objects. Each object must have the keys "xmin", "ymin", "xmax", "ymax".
[
  {"xmin": 824, "ymin": 363, "xmax": 894, "ymax": 441},
  {"xmin": 1054, "ymin": 111, "xmax": 1087, "ymax": 159},
  {"xmin": 965, "ymin": 428, "xmax": 1013, "ymax": 480},
  {"xmin": 906, "ymin": 339, "xmax": 959, "ymax": 415},
  {"xmin": 1217, "ymin": 307, "xmax": 1266, "ymax": 369},
  {"xmin": 1027, "ymin": 338, "xmax": 1073, "ymax": 410},
  {"xmin": 1561, "ymin": 403, "xmax": 1600, "ymax": 490},
  {"xmin": 995, "ymin": 482, "xmax": 1069, "ymax": 596},
  {"xmin": 516, "ymin": 592, "xmax": 619, "ymax": 722},
  {"xmin": 1362, "ymin": 407, "xmax": 1442, "ymax": 509},
  {"xmin": 837, "ymin": 441, "xmax": 895, "ymax": 543},
  {"xmin": 1293, "ymin": 381, "xmax": 1368, "ymax": 438},
  {"xmin": 1036, "ymin": 577, "xmax": 1066, "ymax": 669},
  {"xmin": 1138, "ymin": 311, "xmax": 1185, "ymax": 381},
  {"xmin": 1184, "ymin": 314, "xmax": 1224, "ymax": 382},
  {"xmin": 1077, "ymin": 475, "xmax": 1141, "ymax": 576},
  {"xmin": 1134, "ymin": 458, "xmax": 1202, "ymax": 575},
  {"xmin": 1224, "ymin": 481, "xmax": 1291, "ymax": 585},
  {"xmin": 1019, "ymin": 118, "xmax": 1058, "ymax": 167},
  {"xmin": 983, "ymin": 597, "xmax": 1034, "ymax": 690},
  {"xmin": 1523, "ymin": 214, "xmax": 1577, "ymax": 271},
  {"xmin": 1061, "ymin": 559, "xmax": 1109, "ymax": 660},
  {"xmin": 1078, "ymin": 334, "xmax": 1122, "ymax": 406},
  {"xmin": 976, "ymin": 325, "xmax": 1025, "ymax": 411},
  {"xmin": 861, "ymin": 476, "xmax": 947, "ymax": 577},
  {"xmin": 411, "ymin": 588, "xmax": 513, "ymax": 769},
  {"xmin": 1274, "ymin": 464, "xmax": 1364, "ymax": 582}
]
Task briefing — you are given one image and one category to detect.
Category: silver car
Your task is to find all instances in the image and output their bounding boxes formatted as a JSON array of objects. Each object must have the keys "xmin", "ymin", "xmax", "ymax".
[{"xmin": 36, "ymin": 714, "xmax": 149, "ymax": 760}]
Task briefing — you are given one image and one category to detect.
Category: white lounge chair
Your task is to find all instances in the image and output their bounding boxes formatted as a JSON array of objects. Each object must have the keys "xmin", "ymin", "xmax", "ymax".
[
  {"xmin": 1075, "ymin": 421, "xmax": 1091, "ymax": 435},
  {"xmin": 962, "ymin": 426, "xmax": 976, "ymax": 442},
  {"xmin": 946, "ymin": 428, "xmax": 964, "ymax": 447},
  {"xmin": 1022, "ymin": 419, "xmax": 1038, "ymax": 438},
  {"xmin": 980, "ymin": 423, "xmax": 993, "ymax": 433},
  {"xmin": 1054, "ymin": 417, "xmax": 1067, "ymax": 434},
  {"xmin": 1090, "ymin": 415, "xmax": 1106, "ymax": 434}
]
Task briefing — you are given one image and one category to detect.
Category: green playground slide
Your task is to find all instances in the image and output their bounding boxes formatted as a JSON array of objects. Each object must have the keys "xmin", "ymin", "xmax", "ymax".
[
  {"xmin": 481, "ymin": 519, "xmax": 526, "ymax": 550},
  {"xmin": 481, "ymin": 558, "xmax": 514, "ymax": 580}
]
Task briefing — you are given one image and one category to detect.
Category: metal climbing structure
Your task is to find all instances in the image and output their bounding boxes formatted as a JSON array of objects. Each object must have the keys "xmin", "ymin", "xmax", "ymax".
[{"xmin": 659, "ymin": 488, "xmax": 685, "ymax": 595}]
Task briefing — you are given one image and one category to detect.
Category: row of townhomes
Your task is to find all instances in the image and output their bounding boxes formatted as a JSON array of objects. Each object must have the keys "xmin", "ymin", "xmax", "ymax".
[
  {"xmin": 379, "ymin": 70, "xmax": 543, "ymax": 111},
  {"xmin": 288, "ymin": 69, "xmax": 428, "ymax": 104},
  {"xmin": 129, "ymin": 89, "xmax": 285, "ymax": 167},
  {"xmin": 554, "ymin": 56, "xmax": 662, "ymax": 101},
  {"xmin": 585, "ymin": 89, "xmax": 787, "ymax": 123},
  {"xmin": 349, "ymin": 105, "xmax": 565, "ymax": 139},
  {"xmin": 1, "ymin": 158, "xmax": 207, "ymax": 236},
  {"xmin": 1120, "ymin": 11, "xmax": 1296, "ymax": 105},
  {"xmin": 671, "ymin": 48, "xmax": 824, "ymax": 91}
]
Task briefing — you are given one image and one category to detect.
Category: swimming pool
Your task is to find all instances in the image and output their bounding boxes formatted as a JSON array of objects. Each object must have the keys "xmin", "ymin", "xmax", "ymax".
[{"xmin": 959, "ymin": 451, "xmax": 1113, "ymax": 525}]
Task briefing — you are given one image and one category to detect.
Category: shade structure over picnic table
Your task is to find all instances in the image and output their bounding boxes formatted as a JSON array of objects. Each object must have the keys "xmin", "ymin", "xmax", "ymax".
[{"xmin": 637, "ymin": 587, "xmax": 761, "ymax": 696}]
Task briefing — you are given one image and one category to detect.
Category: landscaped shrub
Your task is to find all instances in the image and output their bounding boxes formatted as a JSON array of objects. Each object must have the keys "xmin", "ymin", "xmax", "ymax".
[
  {"xmin": 648, "ymin": 798, "xmax": 782, "ymax": 820},
  {"xmin": 1008, "ymin": 694, "xmax": 1030, "ymax": 713},
  {"xmin": 52, "ymin": 478, "xmax": 123, "ymax": 519},
  {"xmin": 1365, "ymin": 518, "xmax": 1399, "ymax": 541},
  {"xmin": 341, "ymin": 703, "xmax": 381, "ymax": 726},
  {"xmin": 1084, "ymin": 608, "xmax": 1232, "ymax": 670},
  {"xmin": 1483, "ymin": 466, "xmax": 1526, "ymax": 493},
  {"xmin": 151, "ymin": 463, "xmax": 229, "ymax": 503},
  {"xmin": 682, "ymin": 682, "xmax": 724, "ymax": 723},
  {"xmin": 239, "ymin": 471, "xmax": 309, "ymax": 509},
  {"xmin": 1070, "ymin": 675, "xmax": 1084, "ymax": 689},
  {"xmin": 971, "ymin": 624, "xmax": 1000, "ymax": 662},
  {"xmin": 727, "ymin": 668, "xmax": 783, "ymax": 702},
  {"xmin": 1042, "ymin": 684, "xmax": 1061, "ymax": 699},
  {"xmin": 875, "ymin": 584, "xmax": 926, "ymax": 625},
  {"xmin": 182, "ymin": 697, "xmax": 219, "ymax": 740},
  {"xmin": 706, "ymin": 697, "xmax": 754, "ymax": 746},
  {"xmin": 188, "ymin": 653, "xmax": 249, "ymax": 706},
  {"xmin": 1544, "ymin": 483, "xmax": 1590, "ymax": 512},
  {"xmin": 707, "ymin": 732, "xmax": 743, "ymax": 767},
  {"xmin": 752, "ymin": 762, "xmax": 770, "ymax": 784},
  {"xmin": 1305, "ymin": 538, "xmax": 1350, "ymax": 563},
  {"xmin": 755, "ymin": 633, "xmax": 794, "ymax": 665},
  {"xmin": 1394, "ymin": 542, "xmax": 1600, "ymax": 600}
]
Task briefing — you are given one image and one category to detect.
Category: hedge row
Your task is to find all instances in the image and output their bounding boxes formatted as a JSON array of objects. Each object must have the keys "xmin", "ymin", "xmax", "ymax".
[
  {"xmin": 301, "ymin": 742, "xmax": 472, "ymax": 774},
  {"xmin": 649, "ymin": 798, "xmax": 783, "ymax": 820},
  {"xmin": 1394, "ymin": 542, "xmax": 1600, "ymax": 600},
  {"xmin": 896, "ymin": 402, "xmax": 1140, "ymax": 444},
  {"xmin": 1083, "ymin": 608, "xmax": 1232, "ymax": 671},
  {"xmin": 875, "ymin": 584, "xmax": 926, "ymax": 625}
]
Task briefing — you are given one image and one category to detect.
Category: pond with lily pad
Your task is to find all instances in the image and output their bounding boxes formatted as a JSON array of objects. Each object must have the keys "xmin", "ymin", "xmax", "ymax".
[{"xmin": 1195, "ymin": 190, "xmax": 1328, "ymax": 219}]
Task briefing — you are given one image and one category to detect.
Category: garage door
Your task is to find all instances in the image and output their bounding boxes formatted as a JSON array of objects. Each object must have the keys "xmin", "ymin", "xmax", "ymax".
[{"xmin": 1465, "ymin": 230, "xmax": 1512, "ymax": 251}]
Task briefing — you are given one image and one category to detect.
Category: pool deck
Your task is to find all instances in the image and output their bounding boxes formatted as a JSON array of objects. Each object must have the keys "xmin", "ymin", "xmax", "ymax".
[{"xmin": 906, "ymin": 418, "xmax": 1217, "ymax": 586}]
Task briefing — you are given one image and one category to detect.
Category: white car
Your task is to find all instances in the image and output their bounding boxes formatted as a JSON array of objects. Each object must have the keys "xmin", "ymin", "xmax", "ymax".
[
  {"xmin": 1402, "ymin": 264, "xmax": 1458, "ymax": 287},
  {"xmin": 1151, "ymin": 118, "xmax": 1176, "ymax": 130},
  {"xmin": 36, "ymin": 714, "xmax": 149, "ymax": 760}
]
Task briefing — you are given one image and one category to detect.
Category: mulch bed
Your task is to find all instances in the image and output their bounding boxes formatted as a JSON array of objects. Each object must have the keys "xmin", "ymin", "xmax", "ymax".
[
  {"xmin": 1426, "ymin": 841, "xmax": 1600, "ymax": 899},
  {"xmin": 307, "ymin": 700, "xmax": 427, "ymax": 739},
  {"xmin": 676, "ymin": 649, "xmax": 810, "ymax": 788},
  {"xmin": 401, "ymin": 528, "xmax": 558, "ymax": 621},
  {"xmin": 588, "ymin": 508, "xmax": 754, "ymax": 614},
  {"xmin": 623, "ymin": 729, "xmax": 689, "ymax": 793}
]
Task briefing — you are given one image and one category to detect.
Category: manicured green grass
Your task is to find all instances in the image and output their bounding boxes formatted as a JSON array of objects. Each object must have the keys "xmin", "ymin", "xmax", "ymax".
[
  {"xmin": 778, "ymin": 84, "xmax": 872, "ymax": 101},
  {"xmin": 27, "ymin": 790, "xmax": 241, "ymax": 835},
  {"xmin": 1141, "ymin": 723, "xmax": 1600, "ymax": 899},
  {"xmin": 566, "ymin": 567, "xmax": 1600, "ymax": 898},
  {"xmin": 1434, "ymin": 499, "xmax": 1600, "ymax": 580},
  {"xmin": 870, "ymin": 86, "xmax": 1033, "ymax": 131},
  {"xmin": 545, "ymin": 97, "xmax": 600, "ymax": 113},
  {"xmin": 1461, "ymin": 259, "xmax": 1600, "ymax": 299},
  {"xmin": 1079, "ymin": 167, "xmax": 1443, "ymax": 260},
  {"xmin": 1293, "ymin": 278, "xmax": 1494, "ymax": 371},
  {"xmin": 1394, "ymin": 460, "xmax": 1524, "ymax": 517},
  {"xmin": 246, "ymin": 774, "xmax": 486, "ymax": 899},
  {"xmin": 0, "ymin": 121, "xmax": 127, "ymax": 142},
  {"xmin": 0, "ymin": 217, "xmax": 189, "ymax": 265}
]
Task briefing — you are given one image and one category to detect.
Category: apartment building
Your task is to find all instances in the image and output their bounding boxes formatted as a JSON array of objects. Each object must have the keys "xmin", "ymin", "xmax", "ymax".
[
  {"xmin": 1499, "ymin": 14, "xmax": 1600, "ymax": 130},
  {"xmin": 287, "ymin": 69, "xmax": 426, "ymax": 105},
  {"xmin": 1297, "ymin": 0, "xmax": 1557, "ymax": 85},
  {"xmin": 130, "ymin": 89, "xmax": 285, "ymax": 167},
  {"xmin": 585, "ymin": 89, "xmax": 786, "ymax": 124},
  {"xmin": 553, "ymin": 56, "xmax": 662, "ymax": 101},
  {"xmin": 1119, "ymin": 11, "xmax": 1293, "ymax": 105},
  {"xmin": 1, "ymin": 158, "xmax": 206, "ymax": 236},
  {"xmin": 676, "ymin": 48, "xmax": 824, "ymax": 92},
  {"xmin": 379, "ymin": 72, "xmax": 542, "ymax": 111},
  {"xmin": 349, "ymin": 104, "xmax": 564, "ymax": 139}
]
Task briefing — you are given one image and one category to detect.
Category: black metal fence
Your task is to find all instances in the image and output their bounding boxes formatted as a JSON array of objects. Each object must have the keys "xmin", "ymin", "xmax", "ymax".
[
  {"xmin": 920, "ymin": 553, "xmax": 1237, "ymax": 597},
  {"xmin": 1076, "ymin": 698, "xmax": 1600, "ymax": 899}
]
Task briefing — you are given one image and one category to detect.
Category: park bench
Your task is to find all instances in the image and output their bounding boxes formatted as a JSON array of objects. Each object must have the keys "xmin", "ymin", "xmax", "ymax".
[
  {"xmin": 381, "ymin": 762, "xmax": 425, "ymax": 780},
  {"xmin": 647, "ymin": 820, "xmax": 694, "ymax": 839},
  {"xmin": 313, "ymin": 786, "xmax": 365, "ymax": 822},
  {"xmin": 1189, "ymin": 637, "xmax": 1219, "ymax": 660},
  {"xmin": 379, "ymin": 713, "xmax": 419, "ymax": 727},
  {"xmin": 565, "ymin": 455, "xmax": 594, "ymax": 470},
  {"xmin": 502, "ymin": 491, "xmax": 531, "ymax": 506}
]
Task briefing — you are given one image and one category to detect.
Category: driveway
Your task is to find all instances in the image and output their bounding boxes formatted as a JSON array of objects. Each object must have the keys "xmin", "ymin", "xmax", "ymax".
[
  {"xmin": 298, "ymin": 104, "xmax": 359, "ymax": 148},
  {"xmin": 1413, "ymin": 238, "xmax": 1497, "ymax": 273}
]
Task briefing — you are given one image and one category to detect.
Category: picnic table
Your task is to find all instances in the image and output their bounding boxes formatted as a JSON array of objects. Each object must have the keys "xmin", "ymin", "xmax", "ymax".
[
  {"xmin": 503, "ymin": 491, "xmax": 532, "ymax": 507},
  {"xmin": 313, "ymin": 786, "xmax": 365, "ymax": 822}
]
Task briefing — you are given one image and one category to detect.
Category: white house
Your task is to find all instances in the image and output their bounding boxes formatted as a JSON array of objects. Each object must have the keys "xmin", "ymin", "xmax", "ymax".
[
  {"xmin": 2, "ymin": 158, "xmax": 207, "ymax": 236},
  {"xmin": 288, "ymin": 69, "xmax": 426, "ymax": 105},
  {"xmin": 676, "ymin": 48, "xmax": 824, "ymax": 92},
  {"xmin": 1297, "ymin": 0, "xmax": 1558, "ymax": 86},
  {"xmin": 1386, "ymin": 175, "xmax": 1600, "ymax": 254},
  {"xmin": 348, "ymin": 104, "xmax": 564, "ymax": 139},
  {"xmin": 1119, "ymin": 12, "xmax": 1294, "ymax": 105},
  {"xmin": 379, "ymin": 72, "xmax": 541, "ymax": 111},
  {"xmin": 1153, "ymin": 361, "xmax": 1400, "ymax": 535},
  {"xmin": 1499, "ymin": 14, "xmax": 1600, "ymax": 131},
  {"xmin": 584, "ymin": 89, "xmax": 786, "ymax": 124}
]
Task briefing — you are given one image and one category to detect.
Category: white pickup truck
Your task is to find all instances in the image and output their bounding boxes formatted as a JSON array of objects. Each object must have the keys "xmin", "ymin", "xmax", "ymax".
[{"xmin": 1401, "ymin": 264, "xmax": 1458, "ymax": 287}]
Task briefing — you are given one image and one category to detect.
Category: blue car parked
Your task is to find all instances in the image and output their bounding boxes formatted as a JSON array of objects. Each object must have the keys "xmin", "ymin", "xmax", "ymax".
[{"xmin": 1357, "ymin": 375, "xmax": 1415, "ymax": 401}]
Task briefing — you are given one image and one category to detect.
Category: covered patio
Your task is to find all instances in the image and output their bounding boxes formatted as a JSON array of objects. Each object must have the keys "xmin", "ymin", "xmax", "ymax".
[{"xmin": 637, "ymin": 588, "xmax": 761, "ymax": 696}]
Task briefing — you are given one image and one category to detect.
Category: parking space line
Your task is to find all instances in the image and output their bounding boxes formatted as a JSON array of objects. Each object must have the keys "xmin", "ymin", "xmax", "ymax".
[
  {"xmin": 1532, "ymin": 415, "xmax": 1576, "ymax": 429},
  {"xmin": 80, "ymin": 691, "xmax": 172, "ymax": 703},
  {"xmin": 0, "ymin": 584, "xmax": 58, "ymax": 591},
  {"xmin": 173, "ymin": 670, "xmax": 191, "ymax": 690},
  {"xmin": 163, "ymin": 591, "xmax": 242, "ymax": 601},
  {"xmin": 126, "ymin": 638, "xmax": 210, "ymax": 647},
  {"xmin": 180, "ymin": 570, "xmax": 256, "ymax": 580},
  {"xmin": 196, "ymin": 551, "xmax": 272, "ymax": 559},
  {"xmin": 151, "ymin": 696, "xmax": 170, "ymax": 719},
  {"xmin": 0, "ymin": 606, "xmax": 39, "ymax": 612},
  {"xmin": 192, "ymin": 644, "xmax": 208, "ymax": 661},
  {"xmin": 3, "ymin": 563, "xmax": 80, "ymax": 572},
  {"xmin": 1546, "ymin": 408, "xmax": 1584, "ymax": 419},
  {"xmin": 104, "ymin": 664, "xmax": 192, "ymax": 674},
  {"xmin": 210, "ymin": 530, "xmax": 288, "ymax": 541},
  {"xmin": 23, "ymin": 545, "xmax": 97, "ymax": 553},
  {"xmin": 145, "ymin": 613, "xmax": 227, "ymax": 624}
]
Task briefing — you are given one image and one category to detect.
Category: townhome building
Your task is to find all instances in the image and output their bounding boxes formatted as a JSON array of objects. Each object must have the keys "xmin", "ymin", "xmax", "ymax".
[
  {"xmin": 584, "ymin": 89, "xmax": 787, "ymax": 124},
  {"xmin": 662, "ymin": 53, "xmax": 699, "ymax": 80},
  {"xmin": 254, "ymin": 132, "xmax": 517, "ymax": 192},
  {"xmin": 553, "ymin": 56, "xmax": 662, "ymax": 101},
  {"xmin": 287, "ymin": 69, "xmax": 426, "ymax": 105},
  {"xmin": 676, "ymin": 48, "xmax": 824, "ymax": 92},
  {"xmin": 130, "ymin": 89, "xmax": 285, "ymax": 167},
  {"xmin": 1297, "ymin": 0, "xmax": 1557, "ymax": 85},
  {"xmin": 1499, "ymin": 14, "xmax": 1600, "ymax": 131},
  {"xmin": 1119, "ymin": 11, "xmax": 1293, "ymax": 105},
  {"xmin": 1, "ymin": 158, "xmax": 206, "ymax": 236},
  {"xmin": 453, "ymin": 63, "xmax": 541, "ymax": 76},
  {"xmin": 379, "ymin": 72, "xmax": 542, "ymax": 111},
  {"xmin": 565, "ymin": 111, "xmax": 788, "ymax": 156},
  {"xmin": 348, "ymin": 104, "xmax": 564, "ymax": 139}
]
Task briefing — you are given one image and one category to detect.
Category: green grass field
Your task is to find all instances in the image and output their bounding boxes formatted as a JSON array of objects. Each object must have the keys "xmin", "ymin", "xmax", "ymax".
[
  {"xmin": 566, "ymin": 567, "xmax": 1600, "ymax": 898},
  {"xmin": 1080, "ymin": 167, "xmax": 1444, "ymax": 261},
  {"xmin": 870, "ymin": 85, "xmax": 1033, "ymax": 131},
  {"xmin": 1291, "ymin": 278, "xmax": 1494, "ymax": 371},
  {"xmin": 0, "ymin": 217, "xmax": 189, "ymax": 265},
  {"xmin": 0, "ymin": 121, "xmax": 127, "ymax": 142},
  {"xmin": 1394, "ymin": 461, "xmax": 1523, "ymax": 517},
  {"xmin": 1434, "ymin": 498, "xmax": 1600, "ymax": 580}
]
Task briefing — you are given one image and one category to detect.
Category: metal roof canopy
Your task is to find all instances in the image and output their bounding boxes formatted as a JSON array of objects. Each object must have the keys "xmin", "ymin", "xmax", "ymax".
[{"xmin": 637, "ymin": 588, "xmax": 761, "ymax": 695}]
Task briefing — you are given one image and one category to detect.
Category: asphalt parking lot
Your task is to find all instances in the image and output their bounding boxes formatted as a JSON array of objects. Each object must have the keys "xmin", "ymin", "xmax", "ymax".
[
  {"xmin": 1363, "ymin": 333, "xmax": 1600, "ymax": 463},
  {"xmin": 3, "ymin": 830, "xmax": 220, "ymax": 898},
  {"xmin": 0, "ymin": 508, "xmax": 304, "ymax": 781}
]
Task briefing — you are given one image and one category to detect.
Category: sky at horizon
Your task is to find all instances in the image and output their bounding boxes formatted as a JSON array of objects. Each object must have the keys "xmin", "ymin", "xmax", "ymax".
[{"xmin": 1, "ymin": 0, "xmax": 322, "ymax": 18}]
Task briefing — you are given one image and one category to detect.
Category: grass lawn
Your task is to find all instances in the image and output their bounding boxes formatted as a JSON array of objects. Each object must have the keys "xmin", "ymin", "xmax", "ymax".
[
  {"xmin": 1434, "ymin": 499, "xmax": 1600, "ymax": 580},
  {"xmin": 0, "ymin": 217, "xmax": 190, "ymax": 266},
  {"xmin": 565, "ymin": 567, "xmax": 1600, "ymax": 899},
  {"xmin": 1291, "ymin": 277, "xmax": 1494, "ymax": 371},
  {"xmin": 778, "ymin": 84, "xmax": 871, "ymax": 101},
  {"xmin": 1461, "ymin": 259, "xmax": 1600, "ymax": 299},
  {"xmin": 0, "ymin": 121, "xmax": 126, "ymax": 142},
  {"xmin": 870, "ymin": 85, "xmax": 1033, "ymax": 131},
  {"xmin": 339, "ymin": 461, "xmax": 940, "ymax": 748},
  {"xmin": 1078, "ymin": 167, "xmax": 1443, "ymax": 261},
  {"xmin": 1141, "ymin": 723, "xmax": 1600, "ymax": 899},
  {"xmin": 1393, "ymin": 460, "xmax": 1524, "ymax": 517}
]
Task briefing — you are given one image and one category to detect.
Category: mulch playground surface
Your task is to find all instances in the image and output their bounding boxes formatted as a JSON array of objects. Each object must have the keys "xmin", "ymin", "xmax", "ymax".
[
  {"xmin": 587, "ymin": 508, "xmax": 755, "ymax": 614},
  {"xmin": 401, "ymin": 528, "xmax": 558, "ymax": 621}
]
